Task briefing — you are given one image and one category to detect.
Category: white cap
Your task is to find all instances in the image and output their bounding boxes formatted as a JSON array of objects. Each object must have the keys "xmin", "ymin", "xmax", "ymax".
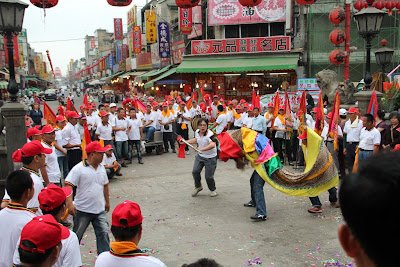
[
  {"xmin": 339, "ymin": 108, "xmax": 347, "ymax": 116},
  {"xmin": 110, "ymin": 103, "xmax": 117, "ymax": 108}
]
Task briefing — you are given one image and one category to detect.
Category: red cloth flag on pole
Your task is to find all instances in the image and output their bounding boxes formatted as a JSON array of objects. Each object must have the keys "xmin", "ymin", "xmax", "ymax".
[
  {"xmin": 251, "ymin": 89, "xmax": 256, "ymax": 108},
  {"xmin": 367, "ymin": 89, "xmax": 378, "ymax": 121},
  {"xmin": 43, "ymin": 101, "xmax": 57, "ymax": 126},
  {"xmin": 255, "ymin": 91, "xmax": 261, "ymax": 110},
  {"xmin": 272, "ymin": 91, "xmax": 280, "ymax": 127},
  {"xmin": 186, "ymin": 92, "xmax": 196, "ymax": 110},
  {"xmin": 67, "ymin": 97, "xmax": 77, "ymax": 112},
  {"xmin": 314, "ymin": 91, "xmax": 324, "ymax": 136},
  {"xmin": 297, "ymin": 90, "xmax": 307, "ymax": 137},
  {"xmin": 328, "ymin": 91, "xmax": 340, "ymax": 151},
  {"xmin": 81, "ymin": 123, "xmax": 92, "ymax": 160},
  {"xmin": 83, "ymin": 93, "xmax": 89, "ymax": 107}
]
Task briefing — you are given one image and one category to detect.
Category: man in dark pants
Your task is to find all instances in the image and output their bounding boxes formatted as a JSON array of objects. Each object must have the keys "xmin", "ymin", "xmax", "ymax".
[
  {"xmin": 62, "ymin": 111, "xmax": 82, "ymax": 170},
  {"xmin": 244, "ymin": 171, "xmax": 267, "ymax": 221},
  {"xmin": 343, "ymin": 107, "xmax": 363, "ymax": 173},
  {"xmin": 176, "ymin": 101, "xmax": 191, "ymax": 154},
  {"xmin": 159, "ymin": 102, "xmax": 176, "ymax": 153}
]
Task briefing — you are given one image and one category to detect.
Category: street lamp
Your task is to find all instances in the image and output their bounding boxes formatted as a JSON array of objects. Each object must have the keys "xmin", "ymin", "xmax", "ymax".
[
  {"xmin": 353, "ymin": 5, "xmax": 386, "ymax": 90},
  {"xmin": 374, "ymin": 39, "xmax": 394, "ymax": 74},
  {"xmin": 0, "ymin": 0, "xmax": 29, "ymax": 101}
]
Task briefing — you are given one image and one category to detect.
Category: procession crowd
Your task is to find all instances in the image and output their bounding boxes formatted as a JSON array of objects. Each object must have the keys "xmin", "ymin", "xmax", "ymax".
[{"xmin": 0, "ymin": 89, "xmax": 399, "ymax": 267}]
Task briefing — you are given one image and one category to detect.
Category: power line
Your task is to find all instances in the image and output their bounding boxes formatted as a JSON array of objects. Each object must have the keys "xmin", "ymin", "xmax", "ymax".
[{"xmin": 29, "ymin": 37, "xmax": 85, "ymax": 43}]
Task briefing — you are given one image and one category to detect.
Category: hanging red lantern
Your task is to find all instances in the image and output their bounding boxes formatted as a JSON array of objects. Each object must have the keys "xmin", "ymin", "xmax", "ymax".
[
  {"xmin": 354, "ymin": 0, "xmax": 364, "ymax": 10},
  {"xmin": 329, "ymin": 8, "xmax": 345, "ymax": 24},
  {"xmin": 30, "ymin": 0, "xmax": 58, "ymax": 8},
  {"xmin": 329, "ymin": 28, "xmax": 346, "ymax": 45},
  {"xmin": 295, "ymin": 0, "xmax": 316, "ymax": 5},
  {"xmin": 238, "ymin": 0, "xmax": 262, "ymax": 7},
  {"xmin": 175, "ymin": 0, "xmax": 200, "ymax": 8},
  {"xmin": 386, "ymin": 0, "xmax": 396, "ymax": 9},
  {"xmin": 329, "ymin": 49, "xmax": 346, "ymax": 65},
  {"xmin": 375, "ymin": 0, "xmax": 386, "ymax": 9},
  {"xmin": 396, "ymin": 0, "xmax": 400, "ymax": 9},
  {"xmin": 107, "ymin": 0, "xmax": 132, "ymax": 6}
]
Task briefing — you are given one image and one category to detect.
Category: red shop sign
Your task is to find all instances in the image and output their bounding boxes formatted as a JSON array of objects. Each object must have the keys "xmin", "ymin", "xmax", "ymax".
[{"xmin": 179, "ymin": 7, "xmax": 192, "ymax": 34}]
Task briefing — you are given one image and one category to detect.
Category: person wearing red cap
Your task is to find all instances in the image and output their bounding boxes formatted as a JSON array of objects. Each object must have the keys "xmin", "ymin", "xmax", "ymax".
[
  {"xmin": 86, "ymin": 106, "xmax": 96, "ymax": 139},
  {"xmin": 142, "ymin": 104, "xmax": 157, "ymax": 143},
  {"xmin": 65, "ymin": 141, "xmax": 110, "ymax": 254},
  {"xmin": 159, "ymin": 102, "xmax": 176, "ymax": 153},
  {"xmin": 26, "ymin": 127, "xmax": 42, "ymax": 142},
  {"xmin": 210, "ymin": 96, "xmax": 220, "ymax": 121},
  {"xmin": 13, "ymin": 184, "xmax": 82, "ymax": 267},
  {"xmin": 0, "ymin": 171, "xmax": 35, "ymax": 266},
  {"xmin": 62, "ymin": 111, "xmax": 82, "ymax": 170},
  {"xmin": 343, "ymin": 107, "xmax": 363, "ymax": 173},
  {"xmin": 358, "ymin": 113, "xmax": 381, "ymax": 161},
  {"xmin": 111, "ymin": 108, "xmax": 129, "ymax": 167},
  {"xmin": 152, "ymin": 102, "xmax": 162, "ymax": 132},
  {"xmin": 232, "ymin": 105, "xmax": 243, "ymax": 129},
  {"xmin": 272, "ymin": 106, "xmax": 292, "ymax": 164},
  {"xmin": 264, "ymin": 103, "xmax": 275, "ymax": 139},
  {"xmin": 54, "ymin": 116, "xmax": 69, "ymax": 179},
  {"xmin": 242, "ymin": 107, "xmax": 254, "ymax": 129},
  {"xmin": 95, "ymin": 112, "xmax": 114, "ymax": 147},
  {"xmin": 16, "ymin": 215, "xmax": 63, "ymax": 267},
  {"xmin": 127, "ymin": 108, "xmax": 144, "ymax": 163},
  {"xmin": 189, "ymin": 99, "xmax": 201, "ymax": 122},
  {"xmin": 95, "ymin": 201, "xmax": 166, "ymax": 267},
  {"xmin": 177, "ymin": 101, "xmax": 191, "ymax": 154},
  {"xmin": 40, "ymin": 125, "xmax": 62, "ymax": 187},
  {"xmin": 102, "ymin": 145, "xmax": 122, "ymax": 179},
  {"xmin": 2, "ymin": 141, "xmax": 52, "ymax": 214},
  {"xmin": 79, "ymin": 105, "xmax": 86, "ymax": 116},
  {"xmin": 75, "ymin": 113, "xmax": 87, "ymax": 141}
]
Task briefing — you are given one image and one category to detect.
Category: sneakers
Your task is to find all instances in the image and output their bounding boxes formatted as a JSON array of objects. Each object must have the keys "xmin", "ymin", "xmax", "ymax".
[
  {"xmin": 138, "ymin": 160, "xmax": 144, "ymax": 164},
  {"xmin": 115, "ymin": 173, "xmax": 122, "ymax": 177},
  {"xmin": 121, "ymin": 163, "xmax": 128, "ymax": 168},
  {"xmin": 191, "ymin": 186, "xmax": 203, "ymax": 197},
  {"xmin": 308, "ymin": 207, "xmax": 324, "ymax": 213},
  {"xmin": 209, "ymin": 190, "xmax": 218, "ymax": 197},
  {"xmin": 243, "ymin": 202, "xmax": 255, "ymax": 207},
  {"xmin": 172, "ymin": 149, "xmax": 176, "ymax": 153},
  {"xmin": 330, "ymin": 202, "xmax": 340, "ymax": 208},
  {"xmin": 250, "ymin": 214, "xmax": 267, "ymax": 221},
  {"xmin": 185, "ymin": 150, "xmax": 190, "ymax": 155}
]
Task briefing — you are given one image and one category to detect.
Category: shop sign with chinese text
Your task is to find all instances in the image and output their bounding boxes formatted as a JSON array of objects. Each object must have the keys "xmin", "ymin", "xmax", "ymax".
[
  {"xmin": 132, "ymin": 26, "xmax": 142, "ymax": 54},
  {"xmin": 158, "ymin": 22, "xmax": 170, "ymax": 58},
  {"xmin": 114, "ymin": 18, "xmax": 123, "ymax": 40},
  {"xmin": 179, "ymin": 8, "xmax": 192, "ymax": 34},
  {"xmin": 191, "ymin": 36, "xmax": 290, "ymax": 55},
  {"xmin": 145, "ymin": 10, "xmax": 156, "ymax": 43}
]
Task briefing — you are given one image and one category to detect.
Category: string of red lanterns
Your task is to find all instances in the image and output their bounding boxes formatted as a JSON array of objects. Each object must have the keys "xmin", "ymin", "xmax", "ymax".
[
  {"xmin": 175, "ymin": 0, "xmax": 200, "ymax": 8},
  {"xmin": 329, "ymin": 7, "xmax": 346, "ymax": 65},
  {"xmin": 107, "ymin": 0, "xmax": 133, "ymax": 6},
  {"xmin": 354, "ymin": 0, "xmax": 400, "ymax": 11},
  {"xmin": 30, "ymin": 0, "xmax": 58, "ymax": 8}
]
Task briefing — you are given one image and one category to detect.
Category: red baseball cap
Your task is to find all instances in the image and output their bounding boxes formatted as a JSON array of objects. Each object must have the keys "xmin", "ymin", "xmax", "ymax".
[
  {"xmin": 239, "ymin": 99, "xmax": 246, "ymax": 103},
  {"xmin": 112, "ymin": 200, "xmax": 143, "ymax": 227},
  {"xmin": 228, "ymin": 101, "xmax": 233, "ymax": 105},
  {"xmin": 41, "ymin": 125, "xmax": 55, "ymax": 134},
  {"xmin": 213, "ymin": 95, "xmax": 219, "ymax": 98},
  {"xmin": 39, "ymin": 184, "xmax": 72, "ymax": 212},
  {"xmin": 26, "ymin": 127, "xmax": 42, "ymax": 138},
  {"xmin": 79, "ymin": 105, "xmax": 86, "ymax": 110},
  {"xmin": 26, "ymin": 121, "xmax": 32, "ymax": 127},
  {"xmin": 19, "ymin": 215, "xmax": 62, "ymax": 254},
  {"xmin": 162, "ymin": 102, "xmax": 168, "ymax": 107},
  {"xmin": 267, "ymin": 103, "xmax": 274, "ymax": 108},
  {"xmin": 152, "ymin": 102, "xmax": 158, "ymax": 107},
  {"xmin": 86, "ymin": 105, "xmax": 93, "ymax": 110},
  {"xmin": 279, "ymin": 105, "xmax": 285, "ymax": 110},
  {"xmin": 219, "ymin": 98, "xmax": 224, "ymax": 102},
  {"xmin": 104, "ymin": 144, "xmax": 113, "ymax": 151},
  {"xmin": 311, "ymin": 107, "xmax": 318, "ymax": 113},
  {"xmin": 85, "ymin": 141, "xmax": 108, "ymax": 154},
  {"xmin": 100, "ymin": 111, "xmax": 109, "ymax": 117},
  {"xmin": 326, "ymin": 112, "xmax": 332, "ymax": 119},
  {"xmin": 348, "ymin": 107, "xmax": 359, "ymax": 114},
  {"xmin": 56, "ymin": 115, "xmax": 66, "ymax": 122},
  {"xmin": 104, "ymin": 103, "xmax": 109, "ymax": 107},
  {"xmin": 66, "ymin": 111, "xmax": 80, "ymax": 119},
  {"xmin": 21, "ymin": 140, "xmax": 52, "ymax": 157},
  {"xmin": 235, "ymin": 105, "xmax": 242, "ymax": 109}
]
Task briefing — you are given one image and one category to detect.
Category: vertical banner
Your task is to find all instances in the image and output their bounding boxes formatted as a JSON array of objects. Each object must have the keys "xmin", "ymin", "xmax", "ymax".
[
  {"xmin": 116, "ymin": 41, "xmax": 122, "ymax": 63},
  {"xmin": 145, "ymin": 10, "xmax": 156, "ymax": 43},
  {"xmin": 179, "ymin": 8, "xmax": 192, "ymax": 34},
  {"xmin": 128, "ymin": 31, "xmax": 134, "ymax": 57},
  {"xmin": 4, "ymin": 36, "xmax": 20, "ymax": 67},
  {"xmin": 133, "ymin": 26, "xmax": 142, "ymax": 54},
  {"xmin": 107, "ymin": 54, "xmax": 113, "ymax": 69},
  {"xmin": 158, "ymin": 22, "xmax": 170, "ymax": 58},
  {"xmin": 122, "ymin": 44, "xmax": 129, "ymax": 61},
  {"xmin": 127, "ymin": 5, "xmax": 137, "ymax": 31},
  {"xmin": 114, "ymin": 18, "xmax": 123, "ymax": 40},
  {"xmin": 91, "ymin": 37, "xmax": 96, "ymax": 49}
]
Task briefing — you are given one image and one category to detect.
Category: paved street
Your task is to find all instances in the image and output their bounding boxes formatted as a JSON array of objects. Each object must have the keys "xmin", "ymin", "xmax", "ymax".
[{"xmin": 46, "ymin": 93, "xmax": 353, "ymax": 267}]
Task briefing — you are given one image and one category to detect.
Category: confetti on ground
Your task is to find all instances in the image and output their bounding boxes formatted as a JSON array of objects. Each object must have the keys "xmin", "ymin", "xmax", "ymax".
[
  {"xmin": 244, "ymin": 257, "xmax": 262, "ymax": 266},
  {"xmin": 322, "ymin": 260, "xmax": 354, "ymax": 266},
  {"xmin": 141, "ymin": 248, "xmax": 159, "ymax": 255}
]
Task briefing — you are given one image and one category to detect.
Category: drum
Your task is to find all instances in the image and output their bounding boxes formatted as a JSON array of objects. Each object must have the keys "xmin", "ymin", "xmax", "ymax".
[{"xmin": 191, "ymin": 117, "xmax": 200, "ymax": 131}]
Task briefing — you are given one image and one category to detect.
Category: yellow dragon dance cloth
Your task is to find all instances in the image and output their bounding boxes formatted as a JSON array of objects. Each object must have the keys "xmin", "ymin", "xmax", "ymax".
[{"xmin": 217, "ymin": 127, "xmax": 338, "ymax": 197}]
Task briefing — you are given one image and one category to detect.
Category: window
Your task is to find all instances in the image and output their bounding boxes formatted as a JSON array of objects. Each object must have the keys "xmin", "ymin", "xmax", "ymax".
[
  {"xmin": 225, "ymin": 25, "xmax": 240, "ymax": 38},
  {"xmin": 270, "ymin": 22, "xmax": 285, "ymax": 36}
]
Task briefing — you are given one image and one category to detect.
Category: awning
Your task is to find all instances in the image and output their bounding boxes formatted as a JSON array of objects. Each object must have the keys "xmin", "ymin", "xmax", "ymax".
[
  {"xmin": 144, "ymin": 68, "xmax": 177, "ymax": 89},
  {"xmin": 25, "ymin": 77, "xmax": 39, "ymax": 82},
  {"xmin": 176, "ymin": 56, "xmax": 299, "ymax": 73},
  {"xmin": 110, "ymin": 71, "xmax": 125, "ymax": 79},
  {"xmin": 139, "ymin": 65, "xmax": 172, "ymax": 80},
  {"xmin": 157, "ymin": 79, "xmax": 187, "ymax": 85},
  {"xmin": 0, "ymin": 80, "xmax": 8, "ymax": 89}
]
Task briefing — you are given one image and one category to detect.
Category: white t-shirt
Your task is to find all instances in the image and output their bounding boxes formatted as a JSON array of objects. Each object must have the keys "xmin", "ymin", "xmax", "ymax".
[
  {"xmin": 159, "ymin": 112, "xmax": 174, "ymax": 133},
  {"xmin": 102, "ymin": 153, "xmax": 117, "ymax": 167},
  {"xmin": 95, "ymin": 251, "xmax": 166, "ymax": 267},
  {"xmin": 65, "ymin": 161, "xmax": 109, "ymax": 214},
  {"xmin": 55, "ymin": 128, "xmax": 66, "ymax": 158},
  {"xmin": 144, "ymin": 112, "xmax": 157, "ymax": 128},
  {"xmin": 62, "ymin": 122, "xmax": 81, "ymax": 150},
  {"xmin": 243, "ymin": 116, "xmax": 253, "ymax": 129},
  {"xmin": 128, "ymin": 118, "xmax": 143, "ymax": 140},
  {"xmin": 136, "ymin": 111, "xmax": 144, "ymax": 122},
  {"xmin": 111, "ymin": 117, "xmax": 129, "ymax": 142},
  {"xmin": 273, "ymin": 117, "xmax": 289, "ymax": 140},
  {"xmin": 190, "ymin": 106, "xmax": 201, "ymax": 118},
  {"xmin": 42, "ymin": 141, "xmax": 61, "ymax": 183},
  {"xmin": 86, "ymin": 113, "xmax": 96, "ymax": 130},
  {"xmin": 210, "ymin": 103, "xmax": 218, "ymax": 119},
  {"xmin": 195, "ymin": 129, "xmax": 217, "ymax": 158},
  {"xmin": 264, "ymin": 112, "xmax": 273, "ymax": 127},
  {"xmin": 0, "ymin": 204, "xmax": 35, "ymax": 267},
  {"xmin": 215, "ymin": 113, "xmax": 228, "ymax": 134},
  {"xmin": 359, "ymin": 127, "xmax": 381, "ymax": 150},
  {"xmin": 154, "ymin": 109, "xmax": 162, "ymax": 130},
  {"xmin": 234, "ymin": 115, "xmax": 244, "ymax": 128},
  {"xmin": 321, "ymin": 124, "xmax": 343, "ymax": 141},
  {"xmin": 343, "ymin": 118, "xmax": 364, "ymax": 142},
  {"xmin": 96, "ymin": 123, "xmax": 113, "ymax": 141},
  {"xmin": 226, "ymin": 109, "xmax": 234, "ymax": 123}
]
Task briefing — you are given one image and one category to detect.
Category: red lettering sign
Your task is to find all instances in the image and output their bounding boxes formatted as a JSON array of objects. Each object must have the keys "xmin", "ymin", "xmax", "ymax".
[
  {"xmin": 179, "ymin": 8, "xmax": 192, "ymax": 34},
  {"xmin": 114, "ymin": 18, "xmax": 123, "ymax": 40},
  {"xmin": 133, "ymin": 26, "xmax": 142, "ymax": 54}
]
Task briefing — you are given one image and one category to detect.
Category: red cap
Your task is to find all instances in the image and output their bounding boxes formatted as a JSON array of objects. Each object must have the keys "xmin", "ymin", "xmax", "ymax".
[
  {"xmin": 66, "ymin": 111, "xmax": 80, "ymax": 119},
  {"xmin": 19, "ymin": 215, "xmax": 62, "ymax": 254},
  {"xmin": 20, "ymin": 140, "xmax": 52, "ymax": 157},
  {"xmin": 91, "ymin": 102, "xmax": 96, "ymax": 107},
  {"xmin": 26, "ymin": 127, "xmax": 42, "ymax": 138},
  {"xmin": 104, "ymin": 103, "xmax": 109, "ymax": 107},
  {"xmin": 222, "ymin": 104, "xmax": 226, "ymax": 108},
  {"xmin": 39, "ymin": 184, "xmax": 72, "ymax": 212},
  {"xmin": 56, "ymin": 115, "xmax": 66, "ymax": 122},
  {"xmin": 239, "ymin": 99, "xmax": 246, "ymax": 103},
  {"xmin": 298, "ymin": 131, "xmax": 307, "ymax": 140},
  {"xmin": 279, "ymin": 105, "xmax": 285, "ymax": 110},
  {"xmin": 179, "ymin": 101, "xmax": 186, "ymax": 105},
  {"xmin": 41, "ymin": 125, "xmax": 55, "ymax": 134},
  {"xmin": 79, "ymin": 105, "xmax": 86, "ymax": 110},
  {"xmin": 162, "ymin": 102, "xmax": 168, "ymax": 107},
  {"xmin": 219, "ymin": 98, "xmax": 224, "ymax": 102},
  {"xmin": 100, "ymin": 111, "xmax": 109, "ymax": 117},
  {"xmin": 247, "ymin": 106, "xmax": 253, "ymax": 111},
  {"xmin": 243, "ymin": 103, "xmax": 249, "ymax": 107},
  {"xmin": 348, "ymin": 107, "xmax": 359, "ymax": 114},
  {"xmin": 104, "ymin": 144, "xmax": 113, "ymax": 151},
  {"xmin": 228, "ymin": 101, "xmax": 233, "ymax": 105},
  {"xmin": 326, "ymin": 112, "xmax": 332, "ymax": 119},
  {"xmin": 311, "ymin": 107, "xmax": 318, "ymax": 113},
  {"xmin": 26, "ymin": 121, "xmax": 32, "ymax": 127},
  {"xmin": 148, "ymin": 97, "xmax": 154, "ymax": 101},
  {"xmin": 112, "ymin": 200, "xmax": 143, "ymax": 227},
  {"xmin": 86, "ymin": 105, "xmax": 93, "ymax": 110},
  {"xmin": 12, "ymin": 149, "xmax": 22, "ymax": 162},
  {"xmin": 213, "ymin": 95, "xmax": 219, "ymax": 98},
  {"xmin": 267, "ymin": 103, "xmax": 274, "ymax": 108},
  {"xmin": 235, "ymin": 105, "xmax": 242, "ymax": 109},
  {"xmin": 85, "ymin": 141, "xmax": 108, "ymax": 154},
  {"xmin": 152, "ymin": 102, "xmax": 158, "ymax": 107}
]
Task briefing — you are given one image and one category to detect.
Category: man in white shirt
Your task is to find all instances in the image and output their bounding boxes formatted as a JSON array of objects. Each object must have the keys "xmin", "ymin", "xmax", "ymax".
[
  {"xmin": 65, "ymin": 141, "xmax": 110, "ymax": 254},
  {"xmin": 111, "ymin": 108, "xmax": 129, "ymax": 167},
  {"xmin": 95, "ymin": 201, "xmax": 166, "ymax": 267},
  {"xmin": 142, "ymin": 104, "xmax": 156, "ymax": 143},
  {"xmin": 189, "ymin": 99, "xmax": 201, "ymax": 119},
  {"xmin": 75, "ymin": 114, "xmax": 87, "ymax": 141},
  {"xmin": 243, "ymin": 107, "xmax": 254, "ymax": 129},
  {"xmin": 210, "ymin": 105, "xmax": 228, "ymax": 135},
  {"xmin": 152, "ymin": 102, "xmax": 162, "ymax": 131},
  {"xmin": 108, "ymin": 103, "xmax": 117, "ymax": 123},
  {"xmin": 226, "ymin": 101, "xmax": 234, "ymax": 130},
  {"xmin": 127, "ymin": 108, "xmax": 144, "ymax": 164},
  {"xmin": 95, "ymin": 112, "xmax": 114, "ymax": 147},
  {"xmin": 41, "ymin": 125, "xmax": 62, "ymax": 186},
  {"xmin": 55, "ymin": 116, "xmax": 69, "ymax": 179},
  {"xmin": 176, "ymin": 101, "xmax": 191, "ymax": 154},
  {"xmin": 62, "ymin": 111, "xmax": 82, "ymax": 170},
  {"xmin": 0, "ymin": 171, "xmax": 35, "ymax": 267},
  {"xmin": 210, "ymin": 95, "xmax": 219, "ymax": 121},
  {"xmin": 101, "ymin": 145, "xmax": 122, "ymax": 179},
  {"xmin": 343, "ymin": 107, "xmax": 364, "ymax": 173},
  {"xmin": 233, "ymin": 105, "xmax": 244, "ymax": 129},
  {"xmin": 159, "ymin": 102, "xmax": 176, "ymax": 153},
  {"xmin": 358, "ymin": 113, "xmax": 381, "ymax": 162},
  {"xmin": 86, "ymin": 106, "xmax": 96, "ymax": 139}
]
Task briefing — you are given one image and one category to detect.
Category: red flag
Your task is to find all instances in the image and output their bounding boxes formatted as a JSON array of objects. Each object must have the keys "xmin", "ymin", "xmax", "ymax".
[
  {"xmin": 67, "ymin": 97, "xmax": 77, "ymax": 112},
  {"xmin": 314, "ymin": 91, "xmax": 324, "ymax": 136},
  {"xmin": 81, "ymin": 123, "xmax": 92, "ymax": 160},
  {"xmin": 328, "ymin": 91, "xmax": 340, "ymax": 151},
  {"xmin": 186, "ymin": 93, "xmax": 196, "ymax": 110},
  {"xmin": 255, "ymin": 92, "xmax": 261, "ymax": 109},
  {"xmin": 251, "ymin": 89, "xmax": 256, "ymax": 108},
  {"xmin": 297, "ymin": 91, "xmax": 307, "ymax": 137},
  {"xmin": 134, "ymin": 98, "xmax": 146, "ymax": 114},
  {"xmin": 83, "ymin": 93, "xmax": 88, "ymax": 107},
  {"xmin": 284, "ymin": 91, "xmax": 291, "ymax": 118},
  {"xmin": 272, "ymin": 91, "xmax": 280, "ymax": 127},
  {"xmin": 43, "ymin": 101, "xmax": 57, "ymax": 126},
  {"xmin": 367, "ymin": 89, "xmax": 378, "ymax": 121}
]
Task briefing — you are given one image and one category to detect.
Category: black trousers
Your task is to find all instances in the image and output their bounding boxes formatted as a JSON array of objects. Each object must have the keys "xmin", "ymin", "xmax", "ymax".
[
  {"xmin": 67, "ymin": 149, "xmax": 82, "ymax": 170},
  {"xmin": 177, "ymin": 124, "xmax": 189, "ymax": 151},
  {"xmin": 163, "ymin": 132, "xmax": 175, "ymax": 150}
]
